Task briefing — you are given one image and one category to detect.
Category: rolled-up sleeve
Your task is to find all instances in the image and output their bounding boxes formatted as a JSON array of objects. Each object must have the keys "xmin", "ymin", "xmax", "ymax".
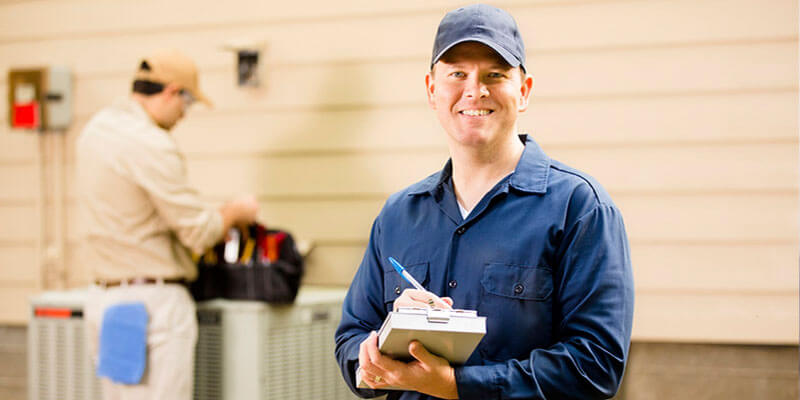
[{"xmin": 455, "ymin": 204, "xmax": 634, "ymax": 400}]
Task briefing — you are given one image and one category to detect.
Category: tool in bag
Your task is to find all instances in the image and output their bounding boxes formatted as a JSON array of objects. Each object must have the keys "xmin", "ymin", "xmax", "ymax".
[{"xmin": 191, "ymin": 223, "xmax": 304, "ymax": 303}]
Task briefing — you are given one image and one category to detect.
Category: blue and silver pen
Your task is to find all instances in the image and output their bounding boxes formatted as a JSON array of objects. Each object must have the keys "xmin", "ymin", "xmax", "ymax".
[{"xmin": 389, "ymin": 257, "xmax": 441, "ymax": 307}]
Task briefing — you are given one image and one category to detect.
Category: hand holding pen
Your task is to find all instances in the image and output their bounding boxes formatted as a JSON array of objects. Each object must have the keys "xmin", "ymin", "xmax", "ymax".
[{"xmin": 389, "ymin": 257, "xmax": 453, "ymax": 311}]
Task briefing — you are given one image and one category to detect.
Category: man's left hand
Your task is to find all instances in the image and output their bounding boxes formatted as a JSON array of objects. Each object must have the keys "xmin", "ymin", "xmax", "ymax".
[{"xmin": 368, "ymin": 338, "xmax": 458, "ymax": 399}]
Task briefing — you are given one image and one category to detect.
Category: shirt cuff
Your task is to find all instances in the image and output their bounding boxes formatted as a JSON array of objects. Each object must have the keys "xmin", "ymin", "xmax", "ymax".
[{"xmin": 454, "ymin": 364, "xmax": 500, "ymax": 400}]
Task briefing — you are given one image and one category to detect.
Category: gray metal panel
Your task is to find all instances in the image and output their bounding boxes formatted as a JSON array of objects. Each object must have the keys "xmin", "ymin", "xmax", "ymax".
[
  {"xmin": 194, "ymin": 308, "xmax": 223, "ymax": 400},
  {"xmin": 28, "ymin": 305, "xmax": 99, "ymax": 400},
  {"xmin": 259, "ymin": 292, "xmax": 356, "ymax": 400}
]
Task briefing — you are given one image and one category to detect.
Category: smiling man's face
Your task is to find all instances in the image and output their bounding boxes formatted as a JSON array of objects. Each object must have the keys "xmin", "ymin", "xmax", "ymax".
[{"xmin": 426, "ymin": 41, "xmax": 532, "ymax": 151}]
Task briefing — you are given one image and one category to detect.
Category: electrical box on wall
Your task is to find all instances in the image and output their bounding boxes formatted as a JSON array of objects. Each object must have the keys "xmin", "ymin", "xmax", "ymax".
[
  {"xmin": 7, "ymin": 66, "xmax": 72, "ymax": 131},
  {"xmin": 237, "ymin": 50, "xmax": 259, "ymax": 87},
  {"xmin": 222, "ymin": 40, "xmax": 265, "ymax": 88}
]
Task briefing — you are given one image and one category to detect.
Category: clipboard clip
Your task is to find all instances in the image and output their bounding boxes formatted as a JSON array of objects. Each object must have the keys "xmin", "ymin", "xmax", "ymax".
[{"xmin": 426, "ymin": 308, "xmax": 451, "ymax": 323}]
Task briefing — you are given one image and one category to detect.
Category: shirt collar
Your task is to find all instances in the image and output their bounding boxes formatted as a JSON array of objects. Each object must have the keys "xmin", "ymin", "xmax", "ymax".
[
  {"xmin": 407, "ymin": 160, "xmax": 452, "ymax": 196},
  {"xmin": 408, "ymin": 134, "xmax": 551, "ymax": 196},
  {"xmin": 114, "ymin": 97, "xmax": 160, "ymax": 129},
  {"xmin": 509, "ymin": 134, "xmax": 550, "ymax": 194}
]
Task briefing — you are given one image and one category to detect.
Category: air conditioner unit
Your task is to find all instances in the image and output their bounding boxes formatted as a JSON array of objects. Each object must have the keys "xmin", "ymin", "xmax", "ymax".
[
  {"xmin": 193, "ymin": 288, "xmax": 356, "ymax": 400},
  {"xmin": 29, "ymin": 286, "xmax": 358, "ymax": 400},
  {"xmin": 28, "ymin": 289, "xmax": 101, "ymax": 400}
]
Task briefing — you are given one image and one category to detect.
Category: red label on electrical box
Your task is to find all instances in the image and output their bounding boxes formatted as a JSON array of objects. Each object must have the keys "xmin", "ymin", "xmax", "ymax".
[
  {"xmin": 34, "ymin": 308, "xmax": 72, "ymax": 319},
  {"xmin": 13, "ymin": 102, "xmax": 40, "ymax": 129}
]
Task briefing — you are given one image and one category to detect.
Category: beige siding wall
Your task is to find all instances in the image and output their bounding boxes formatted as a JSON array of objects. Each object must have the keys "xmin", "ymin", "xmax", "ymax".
[{"xmin": 0, "ymin": 0, "xmax": 796, "ymax": 344}]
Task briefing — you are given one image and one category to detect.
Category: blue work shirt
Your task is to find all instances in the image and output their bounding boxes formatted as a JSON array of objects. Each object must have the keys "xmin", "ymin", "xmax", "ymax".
[{"xmin": 335, "ymin": 135, "xmax": 634, "ymax": 400}]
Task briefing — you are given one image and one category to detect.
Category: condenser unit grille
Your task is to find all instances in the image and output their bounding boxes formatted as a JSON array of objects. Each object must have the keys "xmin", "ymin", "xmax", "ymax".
[
  {"xmin": 56, "ymin": 324, "xmax": 67, "ymax": 395},
  {"xmin": 261, "ymin": 304, "xmax": 354, "ymax": 400},
  {"xmin": 73, "ymin": 326, "xmax": 85, "ymax": 400},
  {"xmin": 194, "ymin": 309, "xmax": 223, "ymax": 400},
  {"xmin": 36, "ymin": 323, "xmax": 51, "ymax": 400},
  {"xmin": 30, "ymin": 315, "xmax": 99, "ymax": 400}
]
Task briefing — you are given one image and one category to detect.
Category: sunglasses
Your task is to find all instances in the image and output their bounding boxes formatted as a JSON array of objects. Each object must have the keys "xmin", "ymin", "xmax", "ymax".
[{"xmin": 179, "ymin": 89, "xmax": 195, "ymax": 108}]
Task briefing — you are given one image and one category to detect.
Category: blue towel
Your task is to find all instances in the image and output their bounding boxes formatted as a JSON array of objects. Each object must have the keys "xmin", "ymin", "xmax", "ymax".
[{"xmin": 96, "ymin": 302, "xmax": 149, "ymax": 385}]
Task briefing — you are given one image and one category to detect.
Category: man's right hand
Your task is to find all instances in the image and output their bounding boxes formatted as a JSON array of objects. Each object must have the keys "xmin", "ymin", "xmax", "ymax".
[
  {"xmin": 393, "ymin": 289, "xmax": 453, "ymax": 311},
  {"xmin": 219, "ymin": 194, "xmax": 260, "ymax": 236}
]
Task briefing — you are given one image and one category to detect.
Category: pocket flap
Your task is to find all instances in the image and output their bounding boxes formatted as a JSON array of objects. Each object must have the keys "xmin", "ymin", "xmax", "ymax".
[
  {"xmin": 480, "ymin": 263, "xmax": 553, "ymax": 301},
  {"xmin": 383, "ymin": 261, "xmax": 430, "ymax": 303}
]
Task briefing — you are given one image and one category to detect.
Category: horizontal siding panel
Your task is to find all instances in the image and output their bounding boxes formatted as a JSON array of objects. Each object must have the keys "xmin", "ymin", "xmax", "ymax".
[
  {"xmin": 0, "ymin": 132, "xmax": 37, "ymax": 163},
  {"xmin": 528, "ymin": 91, "xmax": 798, "ymax": 146},
  {"xmin": 618, "ymin": 193, "xmax": 797, "ymax": 242},
  {"xmin": 0, "ymin": 286, "xmax": 38, "ymax": 325},
  {"xmin": 0, "ymin": 205, "xmax": 38, "ymax": 242},
  {"xmin": 0, "ymin": 0, "xmax": 795, "ymax": 62},
  {"xmin": 1, "ymin": 41, "xmax": 794, "ymax": 121},
  {"xmin": 532, "ymin": 42, "xmax": 797, "ymax": 98},
  {"xmin": 0, "ymin": 245, "xmax": 38, "ymax": 282},
  {"xmin": 632, "ymin": 243, "xmax": 798, "ymax": 292},
  {"xmin": 548, "ymin": 142, "xmax": 798, "ymax": 192},
  {"xmin": 633, "ymin": 292, "xmax": 798, "ymax": 344},
  {"xmin": 0, "ymin": 0, "xmax": 541, "ymax": 42},
  {"xmin": 0, "ymin": 164, "xmax": 37, "ymax": 202},
  {"xmin": 516, "ymin": 0, "xmax": 798, "ymax": 49},
  {"xmin": 303, "ymin": 244, "xmax": 365, "ymax": 286}
]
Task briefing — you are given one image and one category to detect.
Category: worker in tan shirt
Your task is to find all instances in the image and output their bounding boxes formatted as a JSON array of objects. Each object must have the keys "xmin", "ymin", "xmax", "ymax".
[{"xmin": 76, "ymin": 49, "xmax": 258, "ymax": 400}]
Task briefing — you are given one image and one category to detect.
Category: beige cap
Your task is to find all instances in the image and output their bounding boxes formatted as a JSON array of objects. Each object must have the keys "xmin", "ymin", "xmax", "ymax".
[{"xmin": 134, "ymin": 49, "xmax": 212, "ymax": 106}]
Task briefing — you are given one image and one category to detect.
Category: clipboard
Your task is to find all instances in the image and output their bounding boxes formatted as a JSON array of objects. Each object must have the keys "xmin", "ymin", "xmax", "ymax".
[{"xmin": 356, "ymin": 307, "xmax": 486, "ymax": 390}]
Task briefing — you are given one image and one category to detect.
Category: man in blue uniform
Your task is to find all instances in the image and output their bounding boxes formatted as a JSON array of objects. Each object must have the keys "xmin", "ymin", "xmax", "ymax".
[{"xmin": 335, "ymin": 4, "xmax": 634, "ymax": 399}]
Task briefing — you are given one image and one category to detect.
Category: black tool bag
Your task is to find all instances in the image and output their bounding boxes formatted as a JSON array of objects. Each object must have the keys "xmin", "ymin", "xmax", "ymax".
[{"xmin": 190, "ymin": 223, "xmax": 304, "ymax": 303}]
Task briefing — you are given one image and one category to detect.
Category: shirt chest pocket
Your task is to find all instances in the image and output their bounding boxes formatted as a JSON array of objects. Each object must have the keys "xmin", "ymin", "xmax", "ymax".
[
  {"xmin": 478, "ymin": 263, "xmax": 554, "ymax": 361},
  {"xmin": 382, "ymin": 261, "xmax": 430, "ymax": 309},
  {"xmin": 480, "ymin": 263, "xmax": 553, "ymax": 301}
]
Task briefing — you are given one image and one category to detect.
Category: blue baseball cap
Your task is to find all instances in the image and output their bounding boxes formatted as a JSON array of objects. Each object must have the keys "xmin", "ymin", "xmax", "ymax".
[{"xmin": 431, "ymin": 4, "xmax": 526, "ymax": 72}]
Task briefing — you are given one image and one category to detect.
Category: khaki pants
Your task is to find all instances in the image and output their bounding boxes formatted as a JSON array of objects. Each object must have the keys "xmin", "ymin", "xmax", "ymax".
[{"xmin": 85, "ymin": 283, "xmax": 197, "ymax": 400}]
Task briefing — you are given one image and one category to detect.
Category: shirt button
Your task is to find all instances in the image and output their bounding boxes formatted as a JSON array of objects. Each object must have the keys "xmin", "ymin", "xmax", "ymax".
[
  {"xmin": 448, "ymin": 280, "xmax": 457, "ymax": 288},
  {"xmin": 394, "ymin": 286, "xmax": 401, "ymax": 295},
  {"xmin": 514, "ymin": 284, "xmax": 524, "ymax": 294},
  {"xmin": 456, "ymin": 227, "xmax": 466, "ymax": 235}
]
